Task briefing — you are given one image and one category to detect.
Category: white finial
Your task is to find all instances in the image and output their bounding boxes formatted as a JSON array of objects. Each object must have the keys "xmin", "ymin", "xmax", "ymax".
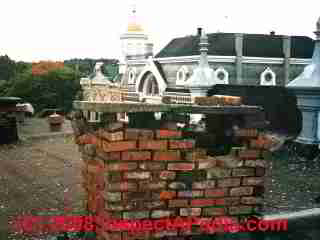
[
  {"xmin": 317, "ymin": 17, "xmax": 320, "ymax": 31},
  {"xmin": 315, "ymin": 16, "xmax": 320, "ymax": 40}
]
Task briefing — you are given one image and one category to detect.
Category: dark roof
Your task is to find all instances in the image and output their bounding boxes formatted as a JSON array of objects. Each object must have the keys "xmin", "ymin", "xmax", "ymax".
[{"xmin": 155, "ymin": 33, "xmax": 314, "ymax": 59}]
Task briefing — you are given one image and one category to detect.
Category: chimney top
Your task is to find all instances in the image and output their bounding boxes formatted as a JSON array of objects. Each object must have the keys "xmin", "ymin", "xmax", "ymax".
[
  {"xmin": 270, "ymin": 31, "xmax": 275, "ymax": 36},
  {"xmin": 197, "ymin": 28, "xmax": 202, "ymax": 37}
]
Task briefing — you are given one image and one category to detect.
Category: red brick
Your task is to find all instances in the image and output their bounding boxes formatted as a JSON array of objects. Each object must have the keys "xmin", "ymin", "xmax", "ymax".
[
  {"xmin": 232, "ymin": 168, "xmax": 255, "ymax": 177},
  {"xmin": 153, "ymin": 150, "xmax": 180, "ymax": 161},
  {"xmin": 167, "ymin": 163, "xmax": 194, "ymax": 171},
  {"xmin": 156, "ymin": 129, "xmax": 182, "ymax": 139},
  {"xmin": 178, "ymin": 191, "xmax": 203, "ymax": 198},
  {"xmin": 158, "ymin": 191, "xmax": 176, "ymax": 200},
  {"xmin": 103, "ymin": 141, "xmax": 136, "ymax": 152},
  {"xmin": 169, "ymin": 140, "xmax": 195, "ymax": 149},
  {"xmin": 230, "ymin": 187, "xmax": 254, "ymax": 196},
  {"xmin": 139, "ymin": 140, "xmax": 167, "ymax": 150},
  {"xmin": 215, "ymin": 197, "xmax": 240, "ymax": 206},
  {"xmin": 125, "ymin": 128, "xmax": 154, "ymax": 140},
  {"xmin": 139, "ymin": 181, "xmax": 166, "ymax": 190},
  {"xmin": 242, "ymin": 177, "xmax": 264, "ymax": 186},
  {"xmin": 217, "ymin": 178, "xmax": 241, "ymax": 188},
  {"xmin": 108, "ymin": 162, "xmax": 137, "ymax": 171},
  {"xmin": 121, "ymin": 151, "xmax": 151, "ymax": 161},
  {"xmin": 96, "ymin": 149, "xmax": 121, "ymax": 161},
  {"xmin": 139, "ymin": 162, "xmax": 165, "ymax": 170},
  {"xmin": 229, "ymin": 206, "xmax": 253, "ymax": 215},
  {"xmin": 108, "ymin": 182, "xmax": 137, "ymax": 191},
  {"xmin": 183, "ymin": 149, "xmax": 207, "ymax": 161},
  {"xmin": 191, "ymin": 199, "xmax": 216, "ymax": 207},
  {"xmin": 159, "ymin": 171, "xmax": 176, "ymax": 180},
  {"xmin": 238, "ymin": 149, "xmax": 261, "ymax": 159},
  {"xmin": 205, "ymin": 188, "xmax": 228, "ymax": 198},
  {"xmin": 168, "ymin": 199, "xmax": 189, "ymax": 207},
  {"xmin": 180, "ymin": 208, "xmax": 201, "ymax": 217},
  {"xmin": 192, "ymin": 180, "xmax": 216, "ymax": 189},
  {"xmin": 234, "ymin": 128, "xmax": 258, "ymax": 138},
  {"xmin": 203, "ymin": 208, "xmax": 225, "ymax": 216},
  {"xmin": 124, "ymin": 172, "xmax": 151, "ymax": 180},
  {"xmin": 250, "ymin": 134, "xmax": 274, "ymax": 150},
  {"xmin": 87, "ymin": 164, "xmax": 104, "ymax": 174}
]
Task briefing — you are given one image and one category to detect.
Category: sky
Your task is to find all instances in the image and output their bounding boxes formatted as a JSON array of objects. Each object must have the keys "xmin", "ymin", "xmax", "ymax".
[{"xmin": 0, "ymin": 0, "xmax": 319, "ymax": 62}]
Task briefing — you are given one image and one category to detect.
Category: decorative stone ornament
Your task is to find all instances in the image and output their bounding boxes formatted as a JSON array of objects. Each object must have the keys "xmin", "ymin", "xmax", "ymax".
[
  {"xmin": 214, "ymin": 67, "xmax": 229, "ymax": 84},
  {"xmin": 128, "ymin": 67, "xmax": 137, "ymax": 84},
  {"xmin": 176, "ymin": 66, "xmax": 189, "ymax": 85},
  {"xmin": 260, "ymin": 67, "xmax": 276, "ymax": 85}
]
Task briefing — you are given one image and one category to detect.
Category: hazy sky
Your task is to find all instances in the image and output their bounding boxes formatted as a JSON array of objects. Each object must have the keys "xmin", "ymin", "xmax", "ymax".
[{"xmin": 0, "ymin": 0, "xmax": 319, "ymax": 62}]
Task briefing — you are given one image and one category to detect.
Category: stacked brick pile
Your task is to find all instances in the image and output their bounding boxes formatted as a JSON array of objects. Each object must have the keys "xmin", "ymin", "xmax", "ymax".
[{"xmin": 74, "ymin": 120, "xmax": 272, "ymax": 240}]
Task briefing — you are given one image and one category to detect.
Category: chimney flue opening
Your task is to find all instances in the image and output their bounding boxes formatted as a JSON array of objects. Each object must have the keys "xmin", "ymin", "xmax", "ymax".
[{"xmin": 197, "ymin": 28, "xmax": 202, "ymax": 37}]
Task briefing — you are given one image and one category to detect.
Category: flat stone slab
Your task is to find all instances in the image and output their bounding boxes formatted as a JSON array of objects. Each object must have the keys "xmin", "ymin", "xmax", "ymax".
[{"xmin": 73, "ymin": 101, "xmax": 262, "ymax": 115}]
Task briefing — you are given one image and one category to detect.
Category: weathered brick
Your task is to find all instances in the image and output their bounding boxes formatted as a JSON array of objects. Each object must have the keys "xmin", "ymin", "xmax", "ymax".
[
  {"xmin": 159, "ymin": 171, "xmax": 176, "ymax": 180},
  {"xmin": 242, "ymin": 177, "xmax": 264, "ymax": 186},
  {"xmin": 108, "ymin": 182, "xmax": 137, "ymax": 191},
  {"xmin": 205, "ymin": 188, "xmax": 228, "ymax": 198},
  {"xmin": 153, "ymin": 231, "xmax": 178, "ymax": 238},
  {"xmin": 122, "ymin": 192, "xmax": 150, "ymax": 201},
  {"xmin": 145, "ymin": 201, "xmax": 166, "ymax": 209},
  {"xmin": 178, "ymin": 191, "xmax": 203, "ymax": 198},
  {"xmin": 203, "ymin": 208, "xmax": 225, "ymax": 216},
  {"xmin": 229, "ymin": 206, "xmax": 253, "ymax": 215},
  {"xmin": 121, "ymin": 151, "xmax": 151, "ymax": 161},
  {"xmin": 215, "ymin": 197, "xmax": 240, "ymax": 206},
  {"xmin": 183, "ymin": 149, "xmax": 207, "ymax": 161},
  {"xmin": 230, "ymin": 187, "xmax": 254, "ymax": 196},
  {"xmin": 234, "ymin": 128, "xmax": 258, "ymax": 138},
  {"xmin": 151, "ymin": 210, "xmax": 174, "ymax": 218},
  {"xmin": 106, "ymin": 204, "xmax": 132, "ymax": 211},
  {"xmin": 232, "ymin": 168, "xmax": 255, "ymax": 177},
  {"xmin": 157, "ymin": 191, "xmax": 176, "ymax": 200},
  {"xmin": 139, "ymin": 140, "xmax": 167, "ymax": 150},
  {"xmin": 169, "ymin": 199, "xmax": 189, "ymax": 207},
  {"xmin": 169, "ymin": 140, "xmax": 195, "ymax": 149},
  {"xmin": 167, "ymin": 163, "xmax": 194, "ymax": 171},
  {"xmin": 99, "ymin": 130, "xmax": 124, "ymax": 142},
  {"xmin": 216, "ymin": 155, "xmax": 243, "ymax": 168},
  {"xmin": 139, "ymin": 181, "xmax": 166, "ymax": 190},
  {"xmin": 241, "ymin": 197, "xmax": 263, "ymax": 205},
  {"xmin": 124, "ymin": 172, "xmax": 151, "ymax": 180},
  {"xmin": 87, "ymin": 164, "xmax": 104, "ymax": 174},
  {"xmin": 105, "ymin": 122, "xmax": 124, "ymax": 132},
  {"xmin": 238, "ymin": 149, "xmax": 261, "ymax": 159},
  {"xmin": 102, "ymin": 192, "xmax": 121, "ymax": 202},
  {"xmin": 139, "ymin": 162, "xmax": 165, "ymax": 171},
  {"xmin": 217, "ymin": 178, "xmax": 241, "ymax": 188},
  {"xmin": 191, "ymin": 199, "xmax": 216, "ymax": 207},
  {"xmin": 96, "ymin": 149, "xmax": 121, "ymax": 161},
  {"xmin": 168, "ymin": 182, "xmax": 187, "ymax": 190},
  {"xmin": 108, "ymin": 162, "xmax": 138, "ymax": 171},
  {"xmin": 180, "ymin": 208, "xmax": 202, "ymax": 217},
  {"xmin": 245, "ymin": 160, "xmax": 267, "ymax": 168},
  {"xmin": 125, "ymin": 128, "xmax": 154, "ymax": 140},
  {"xmin": 255, "ymin": 167, "xmax": 266, "ymax": 177},
  {"xmin": 123, "ymin": 231, "xmax": 151, "ymax": 240},
  {"xmin": 207, "ymin": 168, "xmax": 232, "ymax": 179},
  {"xmin": 83, "ymin": 144, "xmax": 96, "ymax": 156},
  {"xmin": 250, "ymin": 134, "xmax": 274, "ymax": 150},
  {"xmin": 156, "ymin": 129, "xmax": 182, "ymax": 139},
  {"xmin": 105, "ymin": 172, "xmax": 122, "ymax": 182},
  {"xmin": 198, "ymin": 157, "xmax": 217, "ymax": 169},
  {"xmin": 103, "ymin": 141, "xmax": 136, "ymax": 152},
  {"xmin": 192, "ymin": 180, "xmax": 216, "ymax": 189},
  {"xmin": 153, "ymin": 150, "xmax": 181, "ymax": 161},
  {"xmin": 123, "ymin": 211, "xmax": 149, "ymax": 219}
]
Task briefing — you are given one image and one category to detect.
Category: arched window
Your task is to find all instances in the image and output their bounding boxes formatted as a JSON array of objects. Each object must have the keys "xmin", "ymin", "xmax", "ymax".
[
  {"xmin": 128, "ymin": 68, "xmax": 136, "ymax": 84},
  {"xmin": 138, "ymin": 72, "xmax": 160, "ymax": 96},
  {"xmin": 176, "ymin": 66, "xmax": 190, "ymax": 85}
]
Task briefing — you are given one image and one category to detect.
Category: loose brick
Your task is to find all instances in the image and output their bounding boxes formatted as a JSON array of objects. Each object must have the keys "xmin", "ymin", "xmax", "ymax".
[
  {"xmin": 102, "ymin": 192, "xmax": 121, "ymax": 202},
  {"xmin": 139, "ymin": 181, "xmax": 166, "ymax": 190},
  {"xmin": 156, "ymin": 129, "xmax": 182, "ymax": 139},
  {"xmin": 241, "ymin": 197, "xmax": 263, "ymax": 205},
  {"xmin": 230, "ymin": 187, "xmax": 254, "ymax": 196},
  {"xmin": 238, "ymin": 149, "xmax": 261, "ymax": 159},
  {"xmin": 216, "ymin": 155, "xmax": 243, "ymax": 168},
  {"xmin": 245, "ymin": 160, "xmax": 267, "ymax": 168},
  {"xmin": 124, "ymin": 172, "xmax": 151, "ymax": 180},
  {"xmin": 183, "ymin": 149, "xmax": 207, "ymax": 161},
  {"xmin": 217, "ymin": 178, "xmax": 241, "ymax": 188},
  {"xmin": 205, "ymin": 188, "xmax": 228, "ymax": 198},
  {"xmin": 159, "ymin": 171, "xmax": 176, "ymax": 180},
  {"xmin": 167, "ymin": 163, "xmax": 194, "ymax": 171},
  {"xmin": 242, "ymin": 177, "xmax": 264, "ymax": 186},
  {"xmin": 232, "ymin": 168, "xmax": 255, "ymax": 177},
  {"xmin": 207, "ymin": 168, "xmax": 231, "ymax": 179},
  {"xmin": 103, "ymin": 141, "xmax": 136, "ymax": 152},
  {"xmin": 151, "ymin": 210, "xmax": 174, "ymax": 218},
  {"xmin": 139, "ymin": 162, "xmax": 165, "ymax": 171},
  {"xmin": 198, "ymin": 157, "xmax": 217, "ymax": 169},
  {"xmin": 256, "ymin": 167, "xmax": 266, "ymax": 177},
  {"xmin": 192, "ymin": 180, "xmax": 216, "ymax": 189},
  {"xmin": 108, "ymin": 162, "xmax": 137, "ymax": 171},
  {"xmin": 180, "ymin": 208, "xmax": 201, "ymax": 217},
  {"xmin": 191, "ymin": 199, "xmax": 216, "ymax": 207},
  {"xmin": 139, "ymin": 140, "xmax": 167, "ymax": 150},
  {"xmin": 153, "ymin": 150, "xmax": 181, "ymax": 161},
  {"xmin": 168, "ymin": 199, "xmax": 189, "ymax": 207},
  {"xmin": 203, "ymin": 208, "xmax": 225, "ymax": 216},
  {"xmin": 169, "ymin": 140, "xmax": 195, "ymax": 149},
  {"xmin": 178, "ymin": 191, "xmax": 203, "ymax": 198},
  {"xmin": 121, "ymin": 151, "xmax": 151, "ymax": 161},
  {"xmin": 125, "ymin": 128, "xmax": 154, "ymax": 140},
  {"xmin": 108, "ymin": 182, "xmax": 137, "ymax": 191},
  {"xmin": 168, "ymin": 182, "xmax": 187, "ymax": 190},
  {"xmin": 157, "ymin": 191, "xmax": 176, "ymax": 200},
  {"xmin": 229, "ymin": 206, "xmax": 253, "ymax": 215},
  {"xmin": 123, "ymin": 211, "xmax": 149, "ymax": 219}
]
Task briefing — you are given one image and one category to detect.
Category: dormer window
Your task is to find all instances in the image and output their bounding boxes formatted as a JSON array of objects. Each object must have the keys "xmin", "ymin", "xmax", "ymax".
[
  {"xmin": 176, "ymin": 66, "xmax": 189, "ymax": 85},
  {"xmin": 260, "ymin": 67, "xmax": 276, "ymax": 85},
  {"xmin": 128, "ymin": 68, "xmax": 137, "ymax": 84},
  {"xmin": 214, "ymin": 67, "xmax": 229, "ymax": 84}
]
